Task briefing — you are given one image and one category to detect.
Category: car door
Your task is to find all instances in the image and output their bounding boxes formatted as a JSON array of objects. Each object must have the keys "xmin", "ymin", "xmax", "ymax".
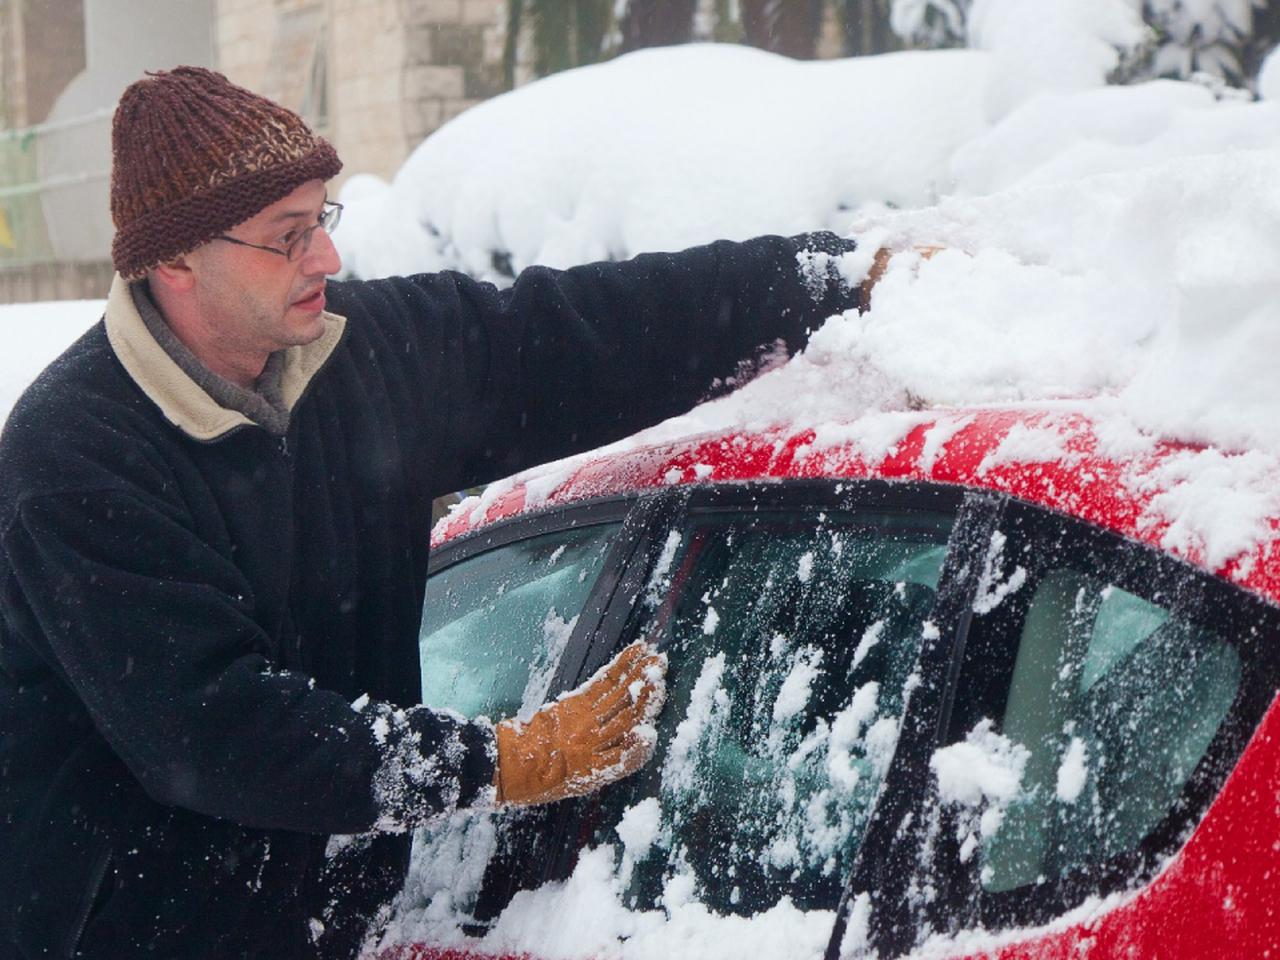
[
  {"xmin": 550, "ymin": 480, "xmax": 962, "ymax": 928},
  {"xmin": 405, "ymin": 497, "xmax": 634, "ymax": 931}
]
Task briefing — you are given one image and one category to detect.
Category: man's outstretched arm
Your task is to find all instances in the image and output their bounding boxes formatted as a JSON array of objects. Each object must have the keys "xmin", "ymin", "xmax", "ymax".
[{"xmin": 333, "ymin": 232, "xmax": 867, "ymax": 497}]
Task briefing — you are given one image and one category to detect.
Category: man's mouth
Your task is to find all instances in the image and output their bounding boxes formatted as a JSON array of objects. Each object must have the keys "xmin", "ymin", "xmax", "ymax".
[{"xmin": 293, "ymin": 286, "xmax": 326, "ymax": 312}]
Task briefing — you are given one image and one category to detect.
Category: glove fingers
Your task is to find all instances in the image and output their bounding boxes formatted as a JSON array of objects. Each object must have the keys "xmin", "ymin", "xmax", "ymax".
[
  {"xmin": 586, "ymin": 731, "xmax": 656, "ymax": 786},
  {"xmin": 595, "ymin": 693, "xmax": 653, "ymax": 751},
  {"xmin": 594, "ymin": 652, "xmax": 664, "ymax": 721},
  {"xmin": 595, "ymin": 640, "xmax": 648, "ymax": 690},
  {"xmin": 496, "ymin": 642, "xmax": 665, "ymax": 808},
  {"xmin": 595, "ymin": 672, "xmax": 666, "ymax": 752}
]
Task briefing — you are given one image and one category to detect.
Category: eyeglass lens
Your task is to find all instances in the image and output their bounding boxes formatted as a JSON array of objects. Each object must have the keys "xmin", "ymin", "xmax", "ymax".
[{"xmin": 289, "ymin": 203, "xmax": 342, "ymax": 261}]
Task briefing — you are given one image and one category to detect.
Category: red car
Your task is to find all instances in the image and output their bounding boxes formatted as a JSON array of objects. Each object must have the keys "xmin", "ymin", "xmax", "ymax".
[{"xmin": 384, "ymin": 405, "xmax": 1280, "ymax": 960}]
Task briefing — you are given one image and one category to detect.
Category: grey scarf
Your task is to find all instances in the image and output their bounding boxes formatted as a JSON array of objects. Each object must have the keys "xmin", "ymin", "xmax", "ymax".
[{"xmin": 131, "ymin": 281, "xmax": 291, "ymax": 437}]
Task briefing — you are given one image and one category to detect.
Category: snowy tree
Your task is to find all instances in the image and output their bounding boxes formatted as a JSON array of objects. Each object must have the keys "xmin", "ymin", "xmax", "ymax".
[
  {"xmin": 888, "ymin": 0, "xmax": 971, "ymax": 47},
  {"xmin": 888, "ymin": 0, "xmax": 1280, "ymax": 91},
  {"xmin": 738, "ymin": 0, "xmax": 827, "ymax": 59},
  {"xmin": 503, "ymin": 0, "xmax": 615, "ymax": 84},
  {"xmin": 506, "ymin": 0, "xmax": 1279, "ymax": 92},
  {"xmin": 617, "ymin": 0, "xmax": 700, "ymax": 53},
  {"xmin": 505, "ymin": 0, "xmax": 906, "ymax": 82},
  {"xmin": 1139, "ymin": 0, "xmax": 1280, "ymax": 87}
]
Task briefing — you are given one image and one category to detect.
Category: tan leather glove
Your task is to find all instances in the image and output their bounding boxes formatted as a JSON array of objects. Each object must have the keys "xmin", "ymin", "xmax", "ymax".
[{"xmin": 494, "ymin": 641, "xmax": 667, "ymax": 806}]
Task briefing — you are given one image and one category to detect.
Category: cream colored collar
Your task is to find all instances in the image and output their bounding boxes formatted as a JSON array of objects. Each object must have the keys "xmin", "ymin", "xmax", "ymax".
[{"xmin": 104, "ymin": 273, "xmax": 346, "ymax": 442}]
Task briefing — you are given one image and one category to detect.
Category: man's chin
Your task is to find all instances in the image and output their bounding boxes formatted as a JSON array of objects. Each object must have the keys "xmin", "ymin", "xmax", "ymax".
[{"xmin": 280, "ymin": 310, "xmax": 329, "ymax": 348}]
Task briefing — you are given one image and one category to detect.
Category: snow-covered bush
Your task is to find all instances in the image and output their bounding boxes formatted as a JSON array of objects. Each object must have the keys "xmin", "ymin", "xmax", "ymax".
[{"xmin": 891, "ymin": 0, "xmax": 1280, "ymax": 91}]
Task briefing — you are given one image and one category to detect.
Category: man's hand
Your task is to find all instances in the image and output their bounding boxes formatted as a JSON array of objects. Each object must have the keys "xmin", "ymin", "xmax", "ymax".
[
  {"xmin": 860, "ymin": 245, "xmax": 945, "ymax": 311},
  {"xmin": 494, "ymin": 641, "xmax": 667, "ymax": 806}
]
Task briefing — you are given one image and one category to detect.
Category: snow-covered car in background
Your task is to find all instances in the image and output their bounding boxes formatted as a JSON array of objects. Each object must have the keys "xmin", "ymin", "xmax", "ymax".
[{"xmin": 374, "ymin": 405, "xmax": 1280, "ymax": 960}]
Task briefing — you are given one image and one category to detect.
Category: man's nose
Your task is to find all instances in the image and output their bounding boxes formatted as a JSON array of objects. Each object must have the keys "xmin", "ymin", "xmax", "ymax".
[{"xmin": 302, "ymin": 224, "xmax": 342, "ymax": 277}]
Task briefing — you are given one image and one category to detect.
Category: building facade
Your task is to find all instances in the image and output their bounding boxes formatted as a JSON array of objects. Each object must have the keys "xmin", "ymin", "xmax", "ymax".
[
  {"xmin": 216, "ymin": 0, "xmax": 506, "ymax": 187},
  {"xmin": 0, "ymin": 0, "xmax": 872, "ymax": 302},
  {"xmin": 0, "ymin": 0, "xmax": 512, "ymax": 300}
]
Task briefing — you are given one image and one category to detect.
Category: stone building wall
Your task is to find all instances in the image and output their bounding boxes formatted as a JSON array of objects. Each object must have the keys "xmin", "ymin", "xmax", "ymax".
[
  {"xmin": 0, "ymin": 2, "xmax": 26, "ymax": 129},
  {"xmin": 400, "ymin": 0, "xmax": 505, "ymax": 148},
  {"xmin": 214, "ymin": 0, "xmax": 507, "ymax": 188}
]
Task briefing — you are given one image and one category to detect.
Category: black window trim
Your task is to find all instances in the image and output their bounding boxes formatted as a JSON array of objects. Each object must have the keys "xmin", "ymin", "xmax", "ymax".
[
  {"xmin": 427, "ymin": 494, "xmax": 640, "ymax": 573},
  {"xmin": 425, "ymin": 478, "xmax": 973, "ymax": 931},
  {"xmin": 828, "ymin": 489, "xmax": 1004, "ymax": 959},
  {"xmin": 424, "ymin": 492, "xmax": 654, "ymax": 925}
]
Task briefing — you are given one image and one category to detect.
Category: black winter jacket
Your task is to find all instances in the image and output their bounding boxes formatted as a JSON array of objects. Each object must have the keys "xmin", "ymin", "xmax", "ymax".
[{"xmin": 0, "ymin": 235, "xmax": 860, "ymax": 959}]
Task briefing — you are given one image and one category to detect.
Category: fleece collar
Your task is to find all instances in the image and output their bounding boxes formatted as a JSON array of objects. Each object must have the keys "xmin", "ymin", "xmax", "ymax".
[{"xmin": 103, "ymin": 273, "xmax": 346, "ymax": 442}]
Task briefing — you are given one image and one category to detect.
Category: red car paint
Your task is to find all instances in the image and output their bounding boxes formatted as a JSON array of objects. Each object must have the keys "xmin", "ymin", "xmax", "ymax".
[{"xmin": 423, "ymin": 408, "xmax": 1280, "ymax": 959}]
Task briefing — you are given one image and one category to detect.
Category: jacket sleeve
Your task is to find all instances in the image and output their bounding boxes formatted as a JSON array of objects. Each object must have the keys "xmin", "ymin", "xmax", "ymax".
[
  {"xmin": 341, "ymin": 232, "xmax": 861, "ymax": 494},
  {"xmin": 1, "ymin": 486, "xmax": 495, "ymax": 836}
]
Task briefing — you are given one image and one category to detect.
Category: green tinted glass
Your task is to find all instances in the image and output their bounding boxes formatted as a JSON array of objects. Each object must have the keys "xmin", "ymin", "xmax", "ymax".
[
  {"xmin": 419, "ymin": 523, "xmax": 620, "ymax": 719},
  {"xmin": 406, "ymin": 522, "xmax": 621, "ymax": 925},
  {"xmin": 593, "ymin": 509, "xmax": 954, "ymax": 916},
  {"xmin": 982, "ymin": 571, "xmax": 1241, "ymax": 892}
]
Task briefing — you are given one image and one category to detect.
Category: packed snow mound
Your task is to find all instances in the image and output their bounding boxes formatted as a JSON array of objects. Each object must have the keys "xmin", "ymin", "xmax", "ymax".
[
  {"xmin": 448, "ymin": 145, "xmax": 1280, "ymax": 585},
  {"xmin": 849, "ymin": 147, "xmax": 1280, "ymax": 454},
  {"xmin": 336, "ymin": 43, "xmax": 1280, "ymax": 284},
  {"xmin": 551, "ymin": 144, "xmax": 1280, "ymax": 461},
  {"xmin": 965, "ymin": 0, "xmax": 1149, "ymax": 115},
  {"xmin": 335, "ymin": 44, "xmax": 996, "ymax": 281},
  {"xmin": 1262, "ymin": 46, "xmax": 1280, "ymax": 100},
  {"xmin": 949, "ymin": 80, "xmax": 1280, "ymax": 194}
]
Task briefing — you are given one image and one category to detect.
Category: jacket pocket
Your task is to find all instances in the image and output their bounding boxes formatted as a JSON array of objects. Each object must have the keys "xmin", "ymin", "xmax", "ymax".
[{"xmin": 13, "ymin": 740, "xmax": 132, "ymax": 960}]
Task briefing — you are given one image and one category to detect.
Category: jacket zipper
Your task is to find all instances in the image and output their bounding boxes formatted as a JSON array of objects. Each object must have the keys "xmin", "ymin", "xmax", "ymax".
[{"xmin": 67, "ymin": 846, "xmax": 113, "ymax": 957}]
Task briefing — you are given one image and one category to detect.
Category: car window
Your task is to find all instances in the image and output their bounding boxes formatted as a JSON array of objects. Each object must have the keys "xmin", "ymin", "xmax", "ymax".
[
  {"xmin": 978, "ymin": 570, "xmax": 1241, "ymax": 893},
  {"xmin": 580, "ymin": 507, "xmax": 955, "ymax": 917},
  {"xmin": 404, "ymin": 521, "xmax": 622, "ymax": 925},
  {"xmin": 915, "ymin": 497, "xmax": 1280, "ymax": 949},
  {"xmin": 418, "ymin": 522, "xmax": 621, "ymax": 720}
]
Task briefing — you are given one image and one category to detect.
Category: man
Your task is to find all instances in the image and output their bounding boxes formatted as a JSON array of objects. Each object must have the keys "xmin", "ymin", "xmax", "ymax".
[{"xmin": 0, "ymin": 67, "xmax": 867, "ymax": 959}]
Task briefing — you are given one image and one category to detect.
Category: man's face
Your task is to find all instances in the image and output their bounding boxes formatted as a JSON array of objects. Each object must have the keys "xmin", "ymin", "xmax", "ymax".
[{"xmin": 186, "ymin": 179, "xmax": 342, "ymax": 357}]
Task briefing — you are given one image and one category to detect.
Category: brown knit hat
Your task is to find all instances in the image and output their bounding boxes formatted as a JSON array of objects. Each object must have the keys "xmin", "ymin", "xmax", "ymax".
[{"xmin": 110, "ymin": 66, "xmax": 342, "ymax": 279}]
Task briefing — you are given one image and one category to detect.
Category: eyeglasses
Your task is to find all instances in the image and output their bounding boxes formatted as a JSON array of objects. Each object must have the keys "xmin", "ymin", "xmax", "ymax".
[{"xmin": 215, "ymin": 200, "xmax": 343, "ymax": 261}]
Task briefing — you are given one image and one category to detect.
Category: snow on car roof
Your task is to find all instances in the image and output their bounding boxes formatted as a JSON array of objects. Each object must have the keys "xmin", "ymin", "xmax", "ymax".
[
  {"xmin": 433, "ymin": 404, "xmax": 1280, "ymax": 609},
  {"xmin": 431, "ymin": 139, "xmax": 1280, "ymax": 604}
]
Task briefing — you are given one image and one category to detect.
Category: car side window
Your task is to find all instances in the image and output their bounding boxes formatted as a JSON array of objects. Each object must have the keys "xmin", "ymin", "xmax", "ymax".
[
  {"xmin": 402, "ymin": 520, "xmax": 621, "ymax": 926},
  {"xmin": 581, "ymin": 506, "xmax": 955, "ymax": 917},
  {"xmin": 418, "ymin": 522, "xmax": 621, "ymax": 720},
  {"xmin": 979, "ymin": 571, "xmax": 1241, "ymax": 893},
  {"xmin": 926, "ymin": 501, "xmax": 1276, "ymax": 939}
]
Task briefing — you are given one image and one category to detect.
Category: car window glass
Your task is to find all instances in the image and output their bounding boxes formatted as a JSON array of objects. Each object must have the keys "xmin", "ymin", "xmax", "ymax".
[
  {"xmin": 403, "ymin": 522, "xmax": 621, "ymax": 926},
  {"xmin": 418, "ymin": 523, "xmax": 620, "ymax": 720},
  {"xmin": 586, "ymin": 508, "xmax": 954, "ymax": 917},
  {"xmin": 978, "ymin": 570, "xmax": 1241, "ymax": 893}
]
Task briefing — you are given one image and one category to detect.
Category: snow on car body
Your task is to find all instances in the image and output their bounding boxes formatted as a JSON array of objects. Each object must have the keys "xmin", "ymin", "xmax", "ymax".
[{"xmin": 385, "ymin": 405, "xmax": 1280, "ymax": 960}]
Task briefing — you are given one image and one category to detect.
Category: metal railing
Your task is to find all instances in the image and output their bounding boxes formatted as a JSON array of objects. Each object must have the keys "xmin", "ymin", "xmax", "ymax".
[{"xmin": 0, "ymin": 107, "xmax": 113, "ymax": 268}]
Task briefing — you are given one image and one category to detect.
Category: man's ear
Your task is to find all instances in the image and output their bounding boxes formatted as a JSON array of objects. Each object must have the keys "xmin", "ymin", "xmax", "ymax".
[{"xmin": 150, "ymin": 256, "xmax": 195, "ymax": 293}]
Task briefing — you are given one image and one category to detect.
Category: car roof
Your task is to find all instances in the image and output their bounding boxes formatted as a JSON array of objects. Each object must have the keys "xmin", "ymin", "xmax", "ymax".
[{"xmin": 433, "ymin": 405, "xmax": 1280, "ymax": 607}]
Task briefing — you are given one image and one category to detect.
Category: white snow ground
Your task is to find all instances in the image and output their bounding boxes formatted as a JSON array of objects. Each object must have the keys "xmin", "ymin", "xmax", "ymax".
[
  {"xmin": 2, "ymin": 20, "xmax": 1279, "ymax": 960},
  {"xmin": 0, "ymin": 299, "xmax": 103, "ymax": 423}
]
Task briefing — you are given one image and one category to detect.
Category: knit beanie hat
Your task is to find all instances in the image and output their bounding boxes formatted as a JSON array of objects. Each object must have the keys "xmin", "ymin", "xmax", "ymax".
[{"xmin": 110, "ymin": 66, "xmax": 342, "ymax": 279}]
